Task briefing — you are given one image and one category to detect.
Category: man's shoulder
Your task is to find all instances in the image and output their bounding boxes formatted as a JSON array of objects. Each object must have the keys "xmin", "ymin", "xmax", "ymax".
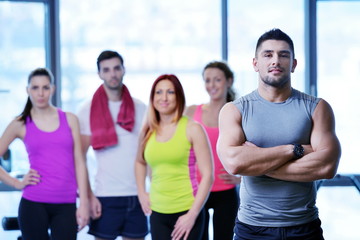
[
  {"xmin": 76, "ymin": 99, "xmax": 92, "ymax": 117},
  {"xmin": 132, "ymin": 97, "xmax": 145, "ymax": 105},
  {"xmin": 132, "ymin": 97, "xmax": 147, "ymax": 110},
  {"xmin": 233, "ymin": 90, "xmax": 258, "ymax": 104},
  {"xmin": 292, "ymin": 88, "xmax": 320, "ymax": 104}
]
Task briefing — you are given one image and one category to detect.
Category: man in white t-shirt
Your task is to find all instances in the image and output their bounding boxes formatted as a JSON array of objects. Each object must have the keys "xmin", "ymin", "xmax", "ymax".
[{"xmin": 78, "ymin": 50, "xmax": 148, "ymax": 240}]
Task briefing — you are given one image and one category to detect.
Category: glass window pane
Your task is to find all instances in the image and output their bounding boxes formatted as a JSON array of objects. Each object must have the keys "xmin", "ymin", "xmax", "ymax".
[
  {"xmin": 0, "ymin": 1, "xmax": 46, "ymax": 172},
  {"xmin": 317, "ymin": 186, "xmax": 360, "ymax": 240},
  {"xmin": 228, "ymin": 0, "xmax": 305, "ymax": 96},
  {"xmin": 317, "ymin": 1, "xmax": 360, "ymax": 174},
  {"xmin": 59, "ymin": 5, "xmax": 223, "ymax": 237},
  {"xmin": 317, "ymin": 3, "xmax": 360, "ymax": 238},
  {"xmin": 60, "ymin": 0, "xmax": 222, "ymax": 114},
  {"xmin": 0, "ymin": 2, "xmax": 46, "ymax": 239}
]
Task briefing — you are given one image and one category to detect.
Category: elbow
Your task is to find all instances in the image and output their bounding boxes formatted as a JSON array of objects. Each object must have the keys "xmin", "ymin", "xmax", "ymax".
[
  {"xmin": 203, "ymin": 169, "xmax": 214, "ymax": 186},
  {"xmin": 198, "ymin": 170, "xmax": 214, "ymax": 193},
  {"xmin": 218, "ymin": 151, "xmax": 245, "ymax": 175},
  {"xmin": 227, "ymin": 162, "xmax": 247, "ymax": 176},
  {"xmin": 323, "ymin": 143, "xmax": 341, "ymax": 180},
  {"xmin": 322, "ymin": 166, "xmax": 338, "ymax": 180},
  {"xmin": 222, "ymin": 160, "xmax": 241, "ymax": 175},
  {"xmin": 320, "ymin": 159, "xmax": 340, "ymax": 180}
]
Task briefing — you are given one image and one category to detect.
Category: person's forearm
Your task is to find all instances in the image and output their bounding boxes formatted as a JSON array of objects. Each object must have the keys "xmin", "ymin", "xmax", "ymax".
[
  {"xmin": 268, "ymin": 137, "xmax": 341, "ymax": 182},
  {"xmin": 135, "ymin": 161, "xmax": 147, "ymax": 194},
  {"xmin": 267, "ymin": 150, "xmax": 340, "ymax": 182},
  {"xmin": 219, "ymin": 143, "xmax": 294, "ymax": 176},
  {"xmin": 75, "ymin": 159, "xmax": 90, "ymax": 205},
  {"xmin": 187, "ymin": 174, "xmax": 213, "ymax": 217},
  {"xmin": 0, "ymin": 167, "xmax": 20, "ymax": 189}
]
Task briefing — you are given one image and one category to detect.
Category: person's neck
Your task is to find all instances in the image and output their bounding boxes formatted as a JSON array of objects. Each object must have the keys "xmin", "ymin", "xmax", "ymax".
[
  {"xmin": 160, "ymin": 113, "xmax": 177, "ymax": 126},
  {"xmin": 258, "ymin": 82, "xmax": 292, "ymax": 103},
  {"xmin": 31, "ymin": 105, "xmax": 57, "ymax": 117},
  {"xmin": 207, "ymin": 98, "xmax": 227, "ymax": 111},
  {"xmin": 104, "ymin": 85, "xmax": 122, "ymax": 102}
]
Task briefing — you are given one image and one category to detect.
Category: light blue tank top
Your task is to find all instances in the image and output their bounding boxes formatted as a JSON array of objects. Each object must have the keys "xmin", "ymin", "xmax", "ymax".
[{"xmin": 233, "ymin": 88, "xmax": 320, "ymax": 227}]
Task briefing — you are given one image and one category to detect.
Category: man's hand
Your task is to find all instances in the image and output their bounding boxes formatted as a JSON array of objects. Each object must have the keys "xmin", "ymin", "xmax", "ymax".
[{"xmin": 89, "ymin": 193, "xmax": 102, "ymax": 219}]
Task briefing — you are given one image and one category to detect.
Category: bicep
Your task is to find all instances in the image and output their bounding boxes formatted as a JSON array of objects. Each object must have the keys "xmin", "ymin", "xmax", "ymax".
[
  {"xmin": 66, "ymin": 113, "xmax": 85, "ymax": 161},
  {"xmin": 80, "ymin": 135, "xmax": 91, "ymax": 156},
  {"xmin": 309, "ymin": 100, "xmax": 341, "ymax": 177},
  {"xmin": 311, "ymin": 100, "xmax": 341, "ymax": 154},
  {"xmin": 72, "ymin": 110, "xmax": 92, "ymax": 155},
  {"xmin": 217, "ymin": 103, "xmax": 245, "ymax": 155},
  {"xmin": 0, "ymin": 120, "xmax": 23, "ymax": 156},
  {"xmin": 136, "ymin": 123, "xmax": 150, "ymax": 164}
]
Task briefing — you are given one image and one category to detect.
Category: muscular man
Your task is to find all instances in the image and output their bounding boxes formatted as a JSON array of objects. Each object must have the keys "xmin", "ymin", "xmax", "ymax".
[{"xmin": 217, "ymin": 28, "xmax": 341, "ymax": 240}]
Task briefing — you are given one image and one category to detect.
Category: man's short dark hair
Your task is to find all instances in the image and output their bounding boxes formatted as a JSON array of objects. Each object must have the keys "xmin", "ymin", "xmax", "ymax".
[
  {"xmin": 97, "ymin": 50, "xmax": 124, "ymax": 71},
  {"xmin": 255, "ymin": 28, "xmax": 295, "ymax": 58}
]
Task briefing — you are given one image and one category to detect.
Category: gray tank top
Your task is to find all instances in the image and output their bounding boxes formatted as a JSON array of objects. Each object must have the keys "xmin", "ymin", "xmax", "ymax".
[{"xmin": 233, "ymin": 88, "xmax": 320, "ymax": 227}]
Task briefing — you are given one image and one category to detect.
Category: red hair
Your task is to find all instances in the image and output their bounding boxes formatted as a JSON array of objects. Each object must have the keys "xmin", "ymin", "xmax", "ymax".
[{"xmin": 143, "ymin": 74, "xmax": 186, "ymax": 144}]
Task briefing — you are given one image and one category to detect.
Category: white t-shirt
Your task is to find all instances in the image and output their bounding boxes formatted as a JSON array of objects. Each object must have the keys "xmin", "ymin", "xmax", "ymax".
[{"xmin": 77, "ymin": 98, "xmax": 146, "ymax": 196}]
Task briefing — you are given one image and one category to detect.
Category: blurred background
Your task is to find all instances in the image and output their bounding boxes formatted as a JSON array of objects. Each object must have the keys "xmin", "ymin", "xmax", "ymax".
[{"xmin": 0, "ymin": 0, "xmax": 359, "ymax": 239}]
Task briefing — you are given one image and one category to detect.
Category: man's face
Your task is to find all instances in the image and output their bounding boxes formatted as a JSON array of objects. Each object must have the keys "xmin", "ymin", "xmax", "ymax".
[
  {"xmin": 253, "ymin": 40, "xmax": 297, "ymax": 88},
  {"xmin": 98, "ymin": 57, "xmax": 125, "ymax": 90}
]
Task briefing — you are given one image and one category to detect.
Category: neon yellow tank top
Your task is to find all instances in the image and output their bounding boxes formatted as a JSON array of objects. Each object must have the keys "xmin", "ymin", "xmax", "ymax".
[{"xmin": 144, "ymin": 117, "xmax": 198, "ymax": 214}]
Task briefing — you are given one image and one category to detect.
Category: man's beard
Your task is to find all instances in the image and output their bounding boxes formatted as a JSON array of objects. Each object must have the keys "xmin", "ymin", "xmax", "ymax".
[
  {"xmin": 261, "ymin": 75, "xmax": 289, "ymax": 88},
  {"xmin": 104, "ymin": 78, "xmax": 123, "ymax": 90}
]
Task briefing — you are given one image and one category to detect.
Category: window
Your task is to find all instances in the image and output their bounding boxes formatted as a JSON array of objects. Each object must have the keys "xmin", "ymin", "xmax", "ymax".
[
  {"xmin": 317, "ymin": 1, "xmax": 360, "ymax": 174},
  {"xmin": 0, "ymin": 2, "xmax": 47, "ymax": 239},
  {"xmin": 0, "ymin": 1, "xmax": 46, "ymax": 172},
  {"xmin": 1, "ymin": 1, "xmax": 359, "ymax": 239},
  {"xmin": 60, "ymin": 0, "xmax": 222, "ymax": 114},
  {"xmin": 58, "ymin": 0, "xmax": 223, "ymax": 195},
  {"xmin": 316, "ymin": 2, "xmax": 360, "ymax": 239},
  {"xmin": 228, "ymin": 0, "xmax": 305, "ymax": 96}
]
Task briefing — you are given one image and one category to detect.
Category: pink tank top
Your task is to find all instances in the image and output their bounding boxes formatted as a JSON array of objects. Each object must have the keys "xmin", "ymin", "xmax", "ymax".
[
  {"xmin": 23, "ymin": 109, "xmax": 77, "ymax": 203},
  {"xmin": 194, "ymin": 105, "xmax": 235, "ymax": 192}
]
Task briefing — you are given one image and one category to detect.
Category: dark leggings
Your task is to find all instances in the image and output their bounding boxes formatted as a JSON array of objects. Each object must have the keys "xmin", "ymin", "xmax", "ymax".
[
  {"xmin": 202, "ymin": 187, "xmax": 239, "ymax": 240},
  {"xmin": 18, "ymin": 197, "xmax": 77, "ymax": 240},
  {"xmin": 150, "ymin": 209, "xmax": 205, "ymax": 240}
]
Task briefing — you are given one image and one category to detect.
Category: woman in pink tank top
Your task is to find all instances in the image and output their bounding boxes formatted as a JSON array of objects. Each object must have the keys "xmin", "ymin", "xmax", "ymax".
[
  {"xmin": 185, "ymin": 61, "xmax": 241, "ymax": 240},
  {"xmin": 0, "ymin": 68, "xmax": 89, "ymax": 240}
]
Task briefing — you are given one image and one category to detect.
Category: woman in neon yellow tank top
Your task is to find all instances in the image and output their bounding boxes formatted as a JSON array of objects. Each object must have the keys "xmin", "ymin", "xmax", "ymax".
[{"xmin": 135, "ymin": 74, "xmax": 214, "ymax": 240}]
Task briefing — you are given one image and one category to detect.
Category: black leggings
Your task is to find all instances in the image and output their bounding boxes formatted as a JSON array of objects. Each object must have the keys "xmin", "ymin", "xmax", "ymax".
[
  {"xmin": 18, "ymin": 197, "xmax": 77, "ymax": 240},
  {"xmin": 202, "ymin": 187, "xmax": 239, "ymax": 240},
  {"xmin": 150, "ymin": 209, "xmax": 205, "ymax": 240}
]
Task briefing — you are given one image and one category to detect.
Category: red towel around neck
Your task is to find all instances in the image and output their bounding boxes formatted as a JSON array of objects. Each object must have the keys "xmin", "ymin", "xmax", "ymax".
[{"xmin": 90, "ymin": 84, "xmax": 135, "ymax": 150}]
